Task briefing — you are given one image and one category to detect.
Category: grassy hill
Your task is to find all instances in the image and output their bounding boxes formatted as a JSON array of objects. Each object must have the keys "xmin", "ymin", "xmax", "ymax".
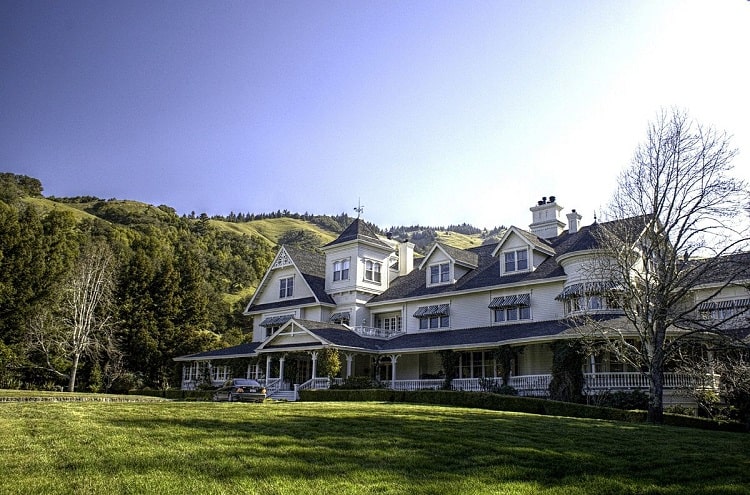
[{"xmin": 210, "ymin": 217, "xmax": 338, "ymax": 247}]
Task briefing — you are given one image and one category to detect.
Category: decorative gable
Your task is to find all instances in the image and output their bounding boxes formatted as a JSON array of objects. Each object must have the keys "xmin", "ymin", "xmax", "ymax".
[
  {"xmin": 492, "ymin": 227, "xmax": 555, "ymax": 276},
  {"xmin": 258, "ymin": 319, "xmax": 326, "ymax": 350},
  {"xmin": 419, "ymin": 243, "xmax": 479, "ymax": 287}
]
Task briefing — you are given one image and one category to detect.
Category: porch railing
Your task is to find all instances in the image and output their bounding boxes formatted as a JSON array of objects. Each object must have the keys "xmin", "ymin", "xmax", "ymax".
[
  {"xmin": 382, "ymin": 379, "xmax": 444, "ymax": 390},
  {"xmin": 263, "ymin": 378, "xmax": 282, "ymax": 394},
  {"xmin": 186, "ymin": 372, "xmax": 714, "ymax": 396},
  {"xmin": 298, "ymin": 377, "xmax": 344, "ymax": 391}
]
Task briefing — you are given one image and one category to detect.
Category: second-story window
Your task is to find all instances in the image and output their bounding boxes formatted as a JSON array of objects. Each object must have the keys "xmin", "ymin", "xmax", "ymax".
[
  {"xmin": 430, "ymin": 262, "xmax": 450, "ymax": 284},
  {"xmin": 333, "ymin": 259, "xmax": 350, "ymax": 281},
  {"xmin": 279, "ymin": 276, "xmax": 294, "ymax": 298},
  {"xmin": 364, "ymin": 260, "xmax": 382, "ymax": 283},
  {"xmin": 504, "ymin": 249, "xmax": 528, "ymax": 273}
]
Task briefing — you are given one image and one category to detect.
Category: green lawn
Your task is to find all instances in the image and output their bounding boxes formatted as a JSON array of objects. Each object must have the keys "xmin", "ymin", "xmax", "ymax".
[{"xmin": 1, "ymin": 400, "xmax": 748, "ymax": 495}]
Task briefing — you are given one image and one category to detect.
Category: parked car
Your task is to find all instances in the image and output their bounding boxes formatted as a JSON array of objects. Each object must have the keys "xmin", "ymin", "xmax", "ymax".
[{"xmin": 212, "ymin": 378, "xmax": 266, "ymax": 403}]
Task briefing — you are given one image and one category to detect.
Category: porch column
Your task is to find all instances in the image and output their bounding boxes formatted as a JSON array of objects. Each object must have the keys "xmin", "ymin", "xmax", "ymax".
[
  {"xmin": 345, "ymin": 353, "xmax": 354, "ymax": 378},
  {"xmin": 265, "ymin": 356, "xmax": 272, "ymax": 383},
  {"xmin": 589, "ymin": 355, "xmax": 597, "ymax": 374},
  {"xmin": 311, "ymin": 351, "xmax": 319, "ymax": 379},
  {"xmin": 389, "ymin": 354, "xmax": 401, "ymax": 382},
  {"xmin": 279, "ymin": 355, "xmax": 286, "ymax": 386}
]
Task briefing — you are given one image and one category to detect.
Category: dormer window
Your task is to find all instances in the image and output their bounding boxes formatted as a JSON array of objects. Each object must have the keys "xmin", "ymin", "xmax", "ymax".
[
  {"xmin": 504, "ymin": 249, "xmax": 528, "ymax": 273},
  {"xmin": 333, "ymin": 259, "xmax": 350, "ymax": 281},
  {"xmin": 430, "ymin": 262, "xmax": 450, "ymax": 285},
  {"xmin": 279, "ymin": 276, "xmax": 294, "ymax": 298},
  {"xmin": 364, "ymin": 260, "xmax": 382, "ymax": 284}
]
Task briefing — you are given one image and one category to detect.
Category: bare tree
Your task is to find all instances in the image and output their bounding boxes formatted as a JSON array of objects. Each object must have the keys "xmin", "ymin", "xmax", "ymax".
[
  {"xmin": 583, "ymin": 108, "xmax": 750, "ymax": 423},
  {"xmin": 60, "ymin": 241, "xmax": 116, "ymax": 392}
]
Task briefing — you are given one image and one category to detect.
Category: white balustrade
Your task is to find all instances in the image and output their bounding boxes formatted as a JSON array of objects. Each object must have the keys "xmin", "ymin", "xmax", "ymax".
[{"xmin": 352, "ymin": 326, "xmax": 406, "ymax": 339}]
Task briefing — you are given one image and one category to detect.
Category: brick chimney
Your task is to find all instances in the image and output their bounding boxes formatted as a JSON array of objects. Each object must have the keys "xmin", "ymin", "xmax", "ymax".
[{"xmin": 529, "ymin": 196, "xmax": 565, "ymax": 239}]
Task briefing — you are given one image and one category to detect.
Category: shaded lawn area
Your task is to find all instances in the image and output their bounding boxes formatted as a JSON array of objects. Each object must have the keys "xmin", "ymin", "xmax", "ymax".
[{"xmin": 1, "ymin": 400, "xmax": 748, "ymax": 494}]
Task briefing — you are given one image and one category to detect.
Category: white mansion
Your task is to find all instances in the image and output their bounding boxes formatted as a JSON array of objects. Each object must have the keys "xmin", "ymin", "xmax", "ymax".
[{"xmin": 176, "ymin": 197, "xmax": 750, "ymax": 401}]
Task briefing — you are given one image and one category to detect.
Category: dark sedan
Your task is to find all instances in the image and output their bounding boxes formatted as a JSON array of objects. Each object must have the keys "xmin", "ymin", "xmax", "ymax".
[{"xmin": 212, "ymin": 378, "xmax": 266, "ymax": 403}]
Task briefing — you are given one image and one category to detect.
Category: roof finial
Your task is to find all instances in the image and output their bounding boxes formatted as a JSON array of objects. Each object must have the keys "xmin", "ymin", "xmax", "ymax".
[{"xmin": 354, "ymin": 198, "xmax": 364, "ymax": 219}]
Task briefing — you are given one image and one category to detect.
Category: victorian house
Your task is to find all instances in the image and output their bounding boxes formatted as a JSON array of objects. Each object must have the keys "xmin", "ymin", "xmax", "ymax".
[{"xmin": 176, "ymin": 197, "xmax": 750, "ymax": 402}]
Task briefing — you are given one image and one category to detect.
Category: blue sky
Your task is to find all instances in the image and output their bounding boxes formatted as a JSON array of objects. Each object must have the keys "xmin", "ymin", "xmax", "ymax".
[{"xmin": 2, "ymin": 1, "xmax": 749, "ymax": 231}]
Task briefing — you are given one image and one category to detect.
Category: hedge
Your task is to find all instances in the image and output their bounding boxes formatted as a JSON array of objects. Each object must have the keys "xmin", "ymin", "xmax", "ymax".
[
  {"xmin": 128, "ymin": 389, "xmax": 214, "ymax": 401},
  {"xmin": 299, "ymin": 389, "xmax": 746, "ymax": 433}
]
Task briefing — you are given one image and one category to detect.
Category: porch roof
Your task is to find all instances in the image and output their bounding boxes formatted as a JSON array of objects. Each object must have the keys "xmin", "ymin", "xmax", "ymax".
[
  {"xmin": 173, "ymin": 314, "xmax": 635, "ymax": 361},
  {"xmin": 173, "ymin": 341, "xmax": 261, "ymax": 361}
]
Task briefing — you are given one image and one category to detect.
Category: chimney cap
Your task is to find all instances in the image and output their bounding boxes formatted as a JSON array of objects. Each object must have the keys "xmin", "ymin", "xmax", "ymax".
[{"xmin": 549, "ymin": 195, "xmax": 556, "ymax": 203}]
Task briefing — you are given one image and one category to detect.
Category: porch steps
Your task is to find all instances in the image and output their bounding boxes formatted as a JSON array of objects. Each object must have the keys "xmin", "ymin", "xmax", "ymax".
[{"xmin": 268, "ymin": 390, "xmax": 298, "ymax": 402}]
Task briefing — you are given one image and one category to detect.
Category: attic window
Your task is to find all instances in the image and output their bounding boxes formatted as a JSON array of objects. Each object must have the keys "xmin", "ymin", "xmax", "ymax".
[
  {"xmin": 279, "ymin": 276, "xmax": 294, "ymax": 298},
  {"xmin": 504, "ymin": 249, "xmax": 528, "ymax": 273},
  {"xmin": 430, "ymin": 262, "xmax": 450, "ymax": 285}
]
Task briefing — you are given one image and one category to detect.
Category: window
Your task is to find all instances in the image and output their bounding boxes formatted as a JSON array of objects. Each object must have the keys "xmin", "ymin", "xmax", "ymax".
[
  {"xmin": 364, "ymin": 260, "xmax": 382, "ymax": 283},
  {"xmin": 504, "ymin": 249, "xmax": 528, "ymax": 273},
  {"xmin": 494, "ymin": 304, "xmax": 530, "ymax": 323},
  {"xmin": 419, "ymin": 315, "xmax": 450, "ymax": 329},
  {"xmin": 414, "ymin": 304, "xmax": 450, "ymax": 329},
  {"xmin": 333, "ymin": 259, "xmax": 350, "ymax": 282},
  {"xmin": 279, "ymin": 276, "xmax": 294, "ymax": 298},
  {"xmin": 211, "ymin": 365, "xmax": 230, "ymax": 383},
  {"xmin": 430, "ymin": 262, "xmax": 450, "ymax": 284},
  {"xmin": 490, "ymin": 294, "xmax": 531, "ymax": 323},
  {"xmin": 376, "ymin": 315, "xmax": 402, "ymax": 332}
]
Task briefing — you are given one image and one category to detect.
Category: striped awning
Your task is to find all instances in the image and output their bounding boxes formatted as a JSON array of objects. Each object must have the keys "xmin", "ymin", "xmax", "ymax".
[
  {"xmin": 699, "ymin": 299, "xmax": 750, "ymax": 311},
  {"xmin": 329, "ymin": 311, "xmax": 351, "ymax": 322},
  {"xmin": 555, "ymin": 281, "xmax": 623, "ymax": 301},
  {"xmin": 413, "ymin": 304, "xmax": 450, "ymax": 318},
  {"xmin": 488, "ymin": 293, "xmax": 531, "ymax": 309},
  {"xmin": 259, "ymin": 314, "xmax": 293, "ymax": 327}
]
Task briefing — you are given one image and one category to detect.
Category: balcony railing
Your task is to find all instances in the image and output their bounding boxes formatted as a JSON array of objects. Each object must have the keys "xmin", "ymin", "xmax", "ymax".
[{"xmin": 351, "ymin": 326, "xmax": 406, "ymax": 339}]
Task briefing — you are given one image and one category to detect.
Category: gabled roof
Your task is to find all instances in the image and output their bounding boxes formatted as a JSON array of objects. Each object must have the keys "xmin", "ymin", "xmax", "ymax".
[
  {"xmin": 491, "ymin": 226, "xmax": 555, "ymax": 257},
  {"xmin": 369, "ymin": 241, "xmax": 566, "ymax": 303},
  {"xmin": 323, "ymin": 218, "xmax": 392, "ymax": 250},
  {"xmin": 419, "ymin": 242, "xmax": 479, "ymax": 270},
  {"xmin": 245, "ymin": 245, "xmax": 335, "ymax": 314}
]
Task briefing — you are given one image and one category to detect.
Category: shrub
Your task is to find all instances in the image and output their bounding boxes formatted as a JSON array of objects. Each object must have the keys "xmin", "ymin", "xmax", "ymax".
[{"xmin": 593, "ymin": 390, "xmax": 649, "ymax": 410}]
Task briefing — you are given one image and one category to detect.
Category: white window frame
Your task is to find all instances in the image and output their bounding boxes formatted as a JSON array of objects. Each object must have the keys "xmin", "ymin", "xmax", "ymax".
[
  {"xmin": 429, "ymin": 262, "xmax": 451, "ymax": 285},
  {"xmin": 364, "ymin": 259, "xmax": 382, "ymax": 284},
  {"xmin": 279, "ymin": 276, "xmax": 294, "ymax": 298},
  {"xmin": 211, "ymin": 365, "xmax": 230, "ymax": 383},
  {"xmin": 494, "ymin": 305, "xmax": 531, "ymax": 323},
  {"xmin": 504, "ymin": 249, "xmax": 529, "ymax": 273},
  {"xmin": 418, "ymin": 315, "xmax": 450, "ymax": 329},
  {"xmin": 333, "ymin": 258, "xmax": 350, "ymax": 282}
]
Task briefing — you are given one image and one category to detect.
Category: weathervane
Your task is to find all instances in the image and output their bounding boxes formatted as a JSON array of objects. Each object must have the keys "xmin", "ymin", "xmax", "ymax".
[{"xmin": 354, "ymin": 198, "xmax": 364, "ymax": 218}]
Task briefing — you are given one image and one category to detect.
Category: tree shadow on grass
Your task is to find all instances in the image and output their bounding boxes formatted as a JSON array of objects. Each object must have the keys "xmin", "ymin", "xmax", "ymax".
[{"xmin": 82, "ymin": 403, "xmax": 750, "ymax": 494}]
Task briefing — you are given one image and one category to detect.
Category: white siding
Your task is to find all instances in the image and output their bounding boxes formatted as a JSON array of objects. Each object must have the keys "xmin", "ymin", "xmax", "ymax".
[{"xmin": 254, "ymin": 267, "xmax": 313, "ymax": 305}]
